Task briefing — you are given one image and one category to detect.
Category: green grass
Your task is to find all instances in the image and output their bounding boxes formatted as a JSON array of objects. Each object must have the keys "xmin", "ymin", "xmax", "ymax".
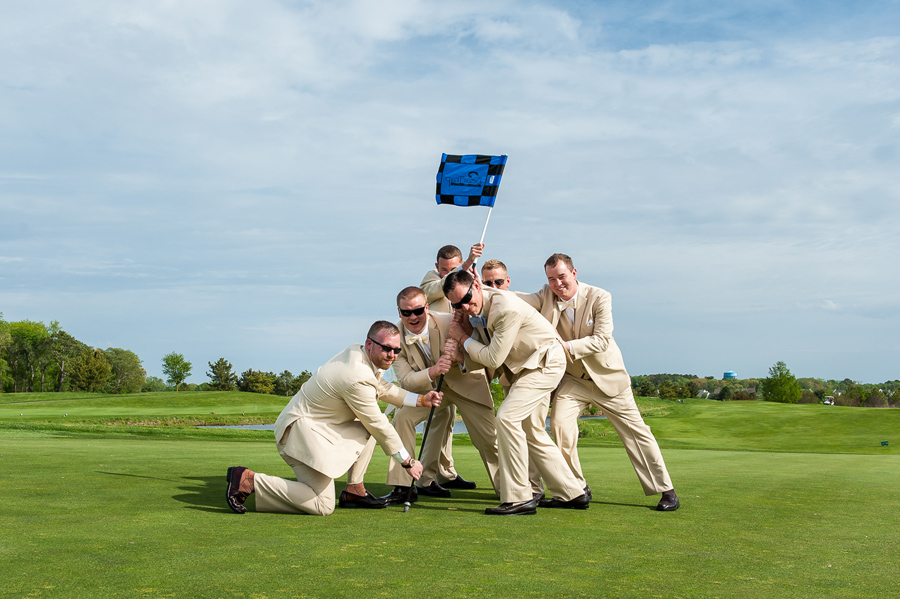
[{"xmin": 1, "ymin": 393, "xmax": 898, "ymax": 598}]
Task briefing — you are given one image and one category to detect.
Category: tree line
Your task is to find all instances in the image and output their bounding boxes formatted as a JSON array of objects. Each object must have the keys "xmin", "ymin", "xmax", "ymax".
[
  {"xmin": 0, "ymin": 315, "xmax": 145, "ymax": 393},
  {"xmin": 0, "ymin": 314, "xmax": 311, "ymax": 397},
  {"xmin": 4, "ymin": 315, "xmax": 896, "ymax": 406},
  {"xmin": 631, "ymin": 361, "xmax": 900, "ymax": 407}
]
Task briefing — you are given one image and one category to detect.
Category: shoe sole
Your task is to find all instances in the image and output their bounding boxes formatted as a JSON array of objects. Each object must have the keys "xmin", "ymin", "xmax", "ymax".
[
  {"xmin": 484, "ymin": 509, "xmax": 537, "ymax": 516},
  {"xmin": 225, "ymin": 467, "xmax": 247, "ymax": 514},
  {"xmin": 338, "ymin": 502, "xmax": 388, "ymax": 509}
]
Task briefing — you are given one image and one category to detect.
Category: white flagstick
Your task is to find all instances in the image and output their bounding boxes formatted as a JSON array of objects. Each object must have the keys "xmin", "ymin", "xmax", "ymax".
[{"xmin": 472, "ymin": 206, "xmax": 493, "ymax": 270}]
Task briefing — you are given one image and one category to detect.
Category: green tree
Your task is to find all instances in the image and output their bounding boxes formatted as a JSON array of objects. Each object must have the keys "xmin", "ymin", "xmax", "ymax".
[
  {"xmin": 760, "ymin": 361, "xmax": 802, "ymax": 404},
  {"xmin": 718, "ymin": 385, "xmax": 734, "ymax": 401},
  {"xmin": 68, "ymin": 347, "xmax": 113, "ymax": 392},
  {"xmin": 636, "ymin": 379, "xmax": 657, "ymax": 398},
  {"xmin": 6, "ymin": 320, "xmax": 51, "ymax": 392},
  {"xmin": 142, "ymin": 376, "xmax": 167, "ymax": 392},
  {"xmin": 49, "ymin": 328, "xmax": 83, "ymax": 392},
  {"xmin": 104, "ymin": 348, "xmax": 146, "ymax": 394},
  {"xmin": 207, "ymin": 358, "xmax": 238, "ymax": 391},
  {"xmin": 162, "ymin": 352, "xmax": 192, "ymax": 391},
  {"xmin": 238, "ymin": 369, "xmax": 276, "ymax": 394},
  {"xmin": 0, "ymin": 313, "xmax": 10, "ymax": 391},
  {"xmin": 658, "ymin": 380, "xmax": 679, "ymax": 400}
]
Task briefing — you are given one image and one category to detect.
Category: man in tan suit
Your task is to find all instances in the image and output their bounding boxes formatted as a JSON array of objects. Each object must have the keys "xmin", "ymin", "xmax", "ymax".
[
  {"xmin": 381, "ymin": 287, "xmax": 500, "ymax": 505},
  {"xmin": 481, "ymin": 260, "xmax": 547, "ymax": 501},
  {"xmin": 481, "ymin": 259, "xmax": 511, "ymax": 291},
  {"xmin": 417, "ymin": 242, "xmax": 485, "ymax": 491},
  {"xmin": 420, "ymin": 243, "xmax": 484, "ymax": 312},
  {"xmin": 518, "ymin": 253, "xmax": 679, "ymax": 511},
  {"xmin": 224, "ymin": 321, "xmax": 442, "ymax": 516},
  {"xmin": 444, "ymin": 271, "xmax": 588, "ymax": 515}
]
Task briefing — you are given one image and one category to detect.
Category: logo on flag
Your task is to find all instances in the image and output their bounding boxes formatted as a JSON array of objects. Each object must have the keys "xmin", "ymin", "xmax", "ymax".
[{"xmin": 436, "ymin": 154, "xmax": 507, "ymax": 207}]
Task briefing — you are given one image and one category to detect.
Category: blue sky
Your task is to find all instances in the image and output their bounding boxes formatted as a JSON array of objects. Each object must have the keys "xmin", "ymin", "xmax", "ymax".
[{"xmin": 2, "ymin": 1, "xmax": 899, "ymax": 384}]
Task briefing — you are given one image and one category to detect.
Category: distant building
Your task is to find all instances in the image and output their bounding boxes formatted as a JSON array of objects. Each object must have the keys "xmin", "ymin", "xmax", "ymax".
[{"xmin": 724, "ymin": 370, "xmax": 737, "ymax": 379}]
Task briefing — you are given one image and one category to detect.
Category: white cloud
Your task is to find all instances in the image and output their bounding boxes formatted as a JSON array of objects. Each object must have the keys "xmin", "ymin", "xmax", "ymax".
[{"xmin": 1, "ymin": 1, "xmax": 899, "ymax": 383}]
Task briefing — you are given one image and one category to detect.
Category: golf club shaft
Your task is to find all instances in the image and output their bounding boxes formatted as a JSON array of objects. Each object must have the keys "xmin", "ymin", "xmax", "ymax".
[{"xmin": 404, "ymin": 373, "xmax": 444, "ymax": 506}]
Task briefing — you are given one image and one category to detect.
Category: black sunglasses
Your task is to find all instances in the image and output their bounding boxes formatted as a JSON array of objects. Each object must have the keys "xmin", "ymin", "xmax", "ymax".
[
  {"xmin": 367, "ymin": 337, "xmax": 402, "ymax": 355},
  {"xmin": 483, "ymin": 279, "xmax": 506, "ymax": 288},
  {"xmin": 450, "ymin": 281, "xmax": 474, "ymax": 310},
  {"xmin": 399, "ymin": 306, "xmax": 426, "ymax": 317}
]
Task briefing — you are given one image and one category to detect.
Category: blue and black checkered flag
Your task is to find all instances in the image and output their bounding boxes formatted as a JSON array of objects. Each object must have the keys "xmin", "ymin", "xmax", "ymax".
[{"xmin": 435, "ymin": 154, "xmax": 507, "ymax": 207}]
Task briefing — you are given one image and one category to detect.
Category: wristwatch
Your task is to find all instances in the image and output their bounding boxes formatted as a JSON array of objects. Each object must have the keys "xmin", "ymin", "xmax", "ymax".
[{"xmin": 402, "ymin": 458, "xmax": 416, "ymax": 469}]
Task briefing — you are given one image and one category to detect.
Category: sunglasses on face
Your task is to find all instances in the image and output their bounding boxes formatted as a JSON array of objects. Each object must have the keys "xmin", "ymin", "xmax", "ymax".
[
  {"xmin": 450, "ymin": 281, "xmax": 474, "ymax": 310},
  {"xmin": 483, "ymin": 279, "xmax": 506, "ymax": 288},
  {"xmin": 399, "ymin": 306, "xmax": 426, "ymax": 317},
  {"xmin": 367, "ymin": 337, "xmax": 402, "ymax": 355}
]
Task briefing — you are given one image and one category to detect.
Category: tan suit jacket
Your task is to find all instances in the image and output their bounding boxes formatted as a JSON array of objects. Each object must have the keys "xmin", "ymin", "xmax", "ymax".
[
  {"xmin": 464, "ymin": 288, "xmax": 561, "ymax": 379},
  {"xmin": 273, "ymin": 344, "xmax": 408, "ymax": 479},
  {"xmin": 393, "ymin": 312, "xmax": 493, "ymax": 408},
  {"xmin": 420, "ymin": 269, "xmax": 453, "ymax": 313},
  {"xmin": 518, "ymin": 283, "xmax": 631, "ymax": 397}
]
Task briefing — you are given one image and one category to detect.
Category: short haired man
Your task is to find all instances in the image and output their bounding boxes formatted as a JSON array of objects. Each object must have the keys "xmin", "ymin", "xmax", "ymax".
[
  {"xmin": 481, "ymin": 259, "xmax": 510, "ymax": 290},
  {"xmin": 518, "ymin": 254, "xmax": 679, "ymax": 511},
  {"xmin": 420, "ymin": 243, "xmax": 484, "ymax": 313},
  {"xmin": 380, "ymin": 287, "xmax": 500, "ymax": 505},
  {"xmin": 417, "ymin": 242, "xmax": 485, "ymax": 489},
  {"xmin": 225, "ymin": 321, "xmax": 442, "ymax": 516},
  {"xmin": 444, "ymin": 271, "xmax": 588, "ymax": 515}
]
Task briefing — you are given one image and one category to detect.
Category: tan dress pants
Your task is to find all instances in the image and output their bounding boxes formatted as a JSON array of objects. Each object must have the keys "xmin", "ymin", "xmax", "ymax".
[
  {"xmin": 552, "ymin": 374, "xmax": 673, "ymax": 495},
  {"xmin": 496, "ymin": 348, "xmax": 584, "ymax": 504},
  {"xmin": 387, "ymin": 387, "xmax": 500, "ymax": 491},
  {"xmin": 253, "ymin": 421, "xmax": 378, "ymax": 516}
]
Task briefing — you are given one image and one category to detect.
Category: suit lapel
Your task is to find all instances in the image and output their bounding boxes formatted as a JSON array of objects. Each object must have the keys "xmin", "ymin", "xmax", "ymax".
[
  {"xmin": 427, "ymin": 316, "xmax": 441, "ymax": 365},
  {"xmin": 573, "ymin": 284, "xmax": 587, "ymax": 336}
]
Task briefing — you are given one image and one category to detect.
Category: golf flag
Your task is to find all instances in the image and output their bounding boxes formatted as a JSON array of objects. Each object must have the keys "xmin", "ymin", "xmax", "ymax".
[{"xmin": 435, "ymin": 154, "xmax": 507, "ymax": 207}]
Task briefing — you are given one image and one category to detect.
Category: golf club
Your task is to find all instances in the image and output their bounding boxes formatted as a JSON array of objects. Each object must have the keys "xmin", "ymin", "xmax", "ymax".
[{"xmin": 403, "ymin": 373, "xmax": 444, "ymax": 513}]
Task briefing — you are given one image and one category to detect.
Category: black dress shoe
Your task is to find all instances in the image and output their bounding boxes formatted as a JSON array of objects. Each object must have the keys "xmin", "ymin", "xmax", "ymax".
[
  {"xmin": 538, "ymin": 493, "xmax": 590, "ymax": 510},
  {"xmin": 417, "ymin": 481, "xmax": 451, "ymax": 497},
  {"xmin": 338, "ymin": 490, "xmax": 388, "ymax": 509},
  {"xmin": 485, "ymin": 499, "xmax": 538, "ymax": 516},
  {"xmin": 225, "ymin": 466, "xmax": 248, "ymax": 514},
  {"xmin": 441, "ymin": 475, "xmax": 477, "ymax": 490},
  {"xmin": 584, "ymin": 485, "xmax": 592, "ymax": 502},
  {"xmin": 380, "ymin": 486, "xmax": 417, "ymax": 506},
  {"xmin": 657, "ymin": 491, "xmax": 680, "ymax": 511}
]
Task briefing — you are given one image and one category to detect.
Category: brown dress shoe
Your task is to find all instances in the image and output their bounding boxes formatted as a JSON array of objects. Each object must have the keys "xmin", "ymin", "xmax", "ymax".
[
  {"xmin": 485, "ymin": 499, "xmax": 538, "ymax": 516},
  {"xmin": 380, "ymin": 486, "xmax": 417, "ymax": 506},
  {"xmin": 441, "ymin": 475, "xmax": 477, "ymax": 490},
  {"xmin": 338, "ymin": 490, "xmax": 388, "ymax": 509},
  {"xmin": 538, "ymin": 493, "xmax": 589, "ymax": 510},
  {"xmin": 657, "ymin": 491, "xmax": 680, "ymax": 511},
  {"xmin": 225, "ymin": 466, "xmax": 253, "ymax": 514},
  {"xmin": 417, "ymin": 481, "xmax": 451, "ymax": 497}
]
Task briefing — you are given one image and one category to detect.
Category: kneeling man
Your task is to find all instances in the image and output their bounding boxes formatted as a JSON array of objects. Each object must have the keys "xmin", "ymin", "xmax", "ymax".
[{"xmin": 225, "ymin": 321, "xmax": 442, "ymax": 516}]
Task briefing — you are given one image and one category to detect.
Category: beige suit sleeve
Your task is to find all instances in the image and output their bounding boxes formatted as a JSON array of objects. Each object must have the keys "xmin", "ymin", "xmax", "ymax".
[
  {"xmin": 392, "ymin": 353, "xmax": 435, "ymax": 394},
  {"xmin": 344, "ymin": 380, "xmax": 404, "ymax": 455},
  {"xmin": 465, "ymin": 305, "xmax": 523, "ymax": 370},
  {"xmin": 514, "ymin": 290, "xmax": 543, "ymax": 311},
  {"xmin": 420, "ymin": 270, "xmax": 447, "ymax": 306},
  {"xmin": 568, "ymin": 290, "xmax": 613, "ymax": 360}
]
